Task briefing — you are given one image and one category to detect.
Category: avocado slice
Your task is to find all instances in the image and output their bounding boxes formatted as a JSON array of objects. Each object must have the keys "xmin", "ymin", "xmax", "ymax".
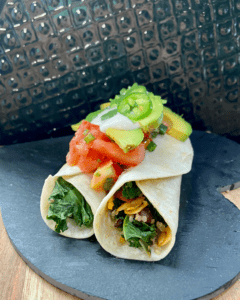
[
  {"xmin": 100, "ymin": 102, "xmax": 111, "ymax": 110},
  {"xmin": 138, "ymin": 93, "xmax": 164, "ymax": 132},
  {"xmin": 163, "ymin": 107, "xmax": 192, "ymax": 142},
  {"xmin": 105, "ymin": 128, "xmax": 144, "ymax": 153},
  {"xmin": 91, "ymin": 161, "xmax": 117, "ymax": 192}
]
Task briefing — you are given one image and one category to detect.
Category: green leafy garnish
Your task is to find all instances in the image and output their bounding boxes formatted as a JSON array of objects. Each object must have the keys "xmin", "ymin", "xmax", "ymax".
[
  {"xmin": 159, "ymin": 123, "xmax": 168, "ymax": 135},
  {"xmin": 151, "ymin": 130, "xmax": 159, "ymax": 139},
  {"xmin": 123, "ymin": 216, "xmax": 157, "ymax": 253},
  {"xmin": 122, "ymin": 181, "xmax": 142, "ymax": 199},
  {"xmin": 85, "ymin": 109, "xmax": 102, "ymax": 122},
  {"xmin": 46, "ymin": 177, "xmax": 93, "ymax": 233},
  {"xmin": 146, "ymin": 141, "xmax": 157, "ymax": 152},
  {"xmin": 100, "ymin": 108, "xmax": 118, "ymax": 121},
  {"xmin": 84, "ymin": 133, "xmax": 95, "ymax": 144},
  {"xmin": 147, "ymin": 200, "xmax": 167, "ymax": 226}
]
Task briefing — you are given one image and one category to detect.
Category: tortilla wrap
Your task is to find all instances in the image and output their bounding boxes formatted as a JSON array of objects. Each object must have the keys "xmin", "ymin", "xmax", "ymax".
[
  {"xmin": 93, "ymin": 134, "xmax": 194, "ymax": 261},
  {"xmin": 40, "ymin": 164, "xmax": 106, "ymax": 239}
]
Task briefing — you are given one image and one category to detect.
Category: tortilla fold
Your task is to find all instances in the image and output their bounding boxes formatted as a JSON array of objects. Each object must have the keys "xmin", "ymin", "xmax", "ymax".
[
  {"xmin": 93, "ymin": 134, "xmax": 194, "ymax": 261},
  {"xmin": 40, "ymin": 164, "xmax": 106, "ymax": 239}
]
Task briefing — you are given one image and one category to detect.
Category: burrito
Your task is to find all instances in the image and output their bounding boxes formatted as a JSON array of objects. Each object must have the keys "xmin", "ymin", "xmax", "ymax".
[
  {"xmin": 40, "ymin": 164, "xmax": 106, "ymax": 239},
  {"xmin": 40, "ymin": 83, "xmax": 193, "ymax": 242},
  {"xmin": 94, "ymin": 134, "xmax": 194, "ymax": 261}
]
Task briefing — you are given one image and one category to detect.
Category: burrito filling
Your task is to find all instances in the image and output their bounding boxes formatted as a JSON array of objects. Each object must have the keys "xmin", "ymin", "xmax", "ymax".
[
  {"xmin": 108, "ymin": 181, "xmax": 171, "ymax": 255},
  {"xmin": 46, "ymin": 177, "xmax": 93, "ymax": 233}
]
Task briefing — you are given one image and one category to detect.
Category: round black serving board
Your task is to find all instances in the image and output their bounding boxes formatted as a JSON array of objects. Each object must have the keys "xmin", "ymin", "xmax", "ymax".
[{"xmin": 0, "ymin": 131, "xmax": 240, "ymax": 300}]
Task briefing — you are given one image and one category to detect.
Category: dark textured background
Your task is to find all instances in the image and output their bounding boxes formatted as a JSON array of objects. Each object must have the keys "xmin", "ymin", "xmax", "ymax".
[{"xmin": 0, "ymin": 0, "xmax": 240, "ymax": 145}]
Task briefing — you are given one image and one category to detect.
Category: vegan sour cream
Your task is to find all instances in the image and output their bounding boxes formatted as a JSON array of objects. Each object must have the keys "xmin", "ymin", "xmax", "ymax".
[{"xmin": 91, "ymin": 108, "xmax": 140, "ymax": 133}]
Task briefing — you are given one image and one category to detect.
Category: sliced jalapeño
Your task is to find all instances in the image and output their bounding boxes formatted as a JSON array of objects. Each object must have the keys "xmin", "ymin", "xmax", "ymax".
[{"xmin": 117, "ymin": 93, "xmax": 152, "ymax": 122}]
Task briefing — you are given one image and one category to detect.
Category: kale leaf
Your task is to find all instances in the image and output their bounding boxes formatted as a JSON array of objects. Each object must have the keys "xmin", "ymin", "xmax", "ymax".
[
  {"xmin": 147, "ymin": 200, "xmax": 167, "ymax": 226},
  {"xmin": 113, "ymin": 198, "xmax": 124, "ymax": 209},
  {"xmin": 123, "ymin": 216, "xmax": 157, "ymax": 252},
  {"xmin": 121, "ymin": 181, "xmax": 142, "ymax": 199},
  {"xmin": 46, "ymin": 177, "xmax": 93, "ymax": 233}
]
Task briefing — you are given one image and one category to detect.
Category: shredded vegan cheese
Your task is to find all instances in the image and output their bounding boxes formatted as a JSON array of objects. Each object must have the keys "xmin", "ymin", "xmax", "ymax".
[
  {"xmin": 107, "ymin": 196, "xmax": 114, "ymax": 210},
  {"xmin": 157, "ymin": 226, "xmax": 172, "ymax": 247}
]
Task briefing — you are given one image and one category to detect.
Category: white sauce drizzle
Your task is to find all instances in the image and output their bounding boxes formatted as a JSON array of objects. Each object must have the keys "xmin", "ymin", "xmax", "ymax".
[{"xmin": 91, "ymin": 107, "xmax": 140, "ymax": 132}]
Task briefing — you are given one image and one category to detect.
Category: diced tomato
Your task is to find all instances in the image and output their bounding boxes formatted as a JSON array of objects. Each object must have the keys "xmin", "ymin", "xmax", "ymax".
[
  {"xmin": 91, "ymin": 140, "xmax": 145, "ymax": 167},
  {"xmin": 77, "ymin": 155, "xmax": 100, "ymax": 173},
  {"xmin": 66, "ymin": 120, "xmax": 145, "ymax": 174},
  {"xmin": 75, "ymin": 120, "xmax": 111, "ymax": 142},
  {"xmin": 112, "ymin": 162, "xmax": 124, "ymax": 177},
  {"xmin": 76, "ymin": 149, "xmax": 107, "ymax": 173},
  {"xmin": 75, "ymin": 140, "xmax": 89, "ymax": 156}
]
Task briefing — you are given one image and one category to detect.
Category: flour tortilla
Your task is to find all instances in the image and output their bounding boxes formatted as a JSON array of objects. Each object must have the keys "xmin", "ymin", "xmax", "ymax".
[
  {"xmin": 40, "ymin": 164, "xmax": 106, "ymax": 239},
  {"xmin": 94, "ymin": 134, "xmax": 194, "ymax": 261}
]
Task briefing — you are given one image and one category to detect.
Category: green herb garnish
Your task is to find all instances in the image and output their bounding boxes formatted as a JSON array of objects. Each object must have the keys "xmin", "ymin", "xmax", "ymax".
[
  {"xmin": 151, "ymin": 130, "xmax": 159, "ymax": 139},
  {"xmin": 146, "ymin": 141, "xmax": 157, "ymax": 152},
  {"xmin": 84, "ymin": 133, "xmax": 95, "ymax": 144},
  {"xmin": 159, "ymin": 123, "xmax": 168, "ymax": 135}
]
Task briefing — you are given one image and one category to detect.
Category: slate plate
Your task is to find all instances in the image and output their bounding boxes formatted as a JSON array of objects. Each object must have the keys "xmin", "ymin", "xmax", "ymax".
[{"xmin": 0, "ymin": 130, "xmax": 240, "ymax": 300}]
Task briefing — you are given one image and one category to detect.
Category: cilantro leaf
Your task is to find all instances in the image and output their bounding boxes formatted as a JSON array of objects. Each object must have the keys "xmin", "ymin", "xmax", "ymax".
[
  {"xmin": 46, "ymin": 177, "xmax": 93, "ymax": 233},
  {"xmin": 122, "ymin": 181, "xmax": 142, "ymax": 199}
]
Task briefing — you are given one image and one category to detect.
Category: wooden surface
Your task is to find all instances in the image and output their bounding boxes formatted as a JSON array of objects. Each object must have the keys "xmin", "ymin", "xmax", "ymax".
[{"xmin": 0, "ymin": 192, "xmax": 240, "ymax": 300}]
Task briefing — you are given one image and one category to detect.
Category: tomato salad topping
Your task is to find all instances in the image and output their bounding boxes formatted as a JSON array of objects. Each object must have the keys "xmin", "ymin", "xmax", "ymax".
[{"xmin": 68, "ymin": 83, "xmax": 192, "ymax": 192}]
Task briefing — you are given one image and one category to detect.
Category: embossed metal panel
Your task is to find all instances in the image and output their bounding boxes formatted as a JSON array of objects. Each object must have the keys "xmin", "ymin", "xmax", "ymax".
[{"xmin": 0, "ymin": 0, "xmax": 240, "ymax": 144}]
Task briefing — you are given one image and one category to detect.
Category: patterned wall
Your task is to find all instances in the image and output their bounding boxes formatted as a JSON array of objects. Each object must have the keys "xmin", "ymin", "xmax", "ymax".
[{"xmin": 0, "ymin": 0, "xmax": 240, "ymax": 144}]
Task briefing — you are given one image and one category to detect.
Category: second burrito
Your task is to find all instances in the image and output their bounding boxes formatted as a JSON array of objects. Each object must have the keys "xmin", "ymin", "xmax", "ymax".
[{"xmin": 94, "ymin": 134, "xmax": 194, "ymax": 261}]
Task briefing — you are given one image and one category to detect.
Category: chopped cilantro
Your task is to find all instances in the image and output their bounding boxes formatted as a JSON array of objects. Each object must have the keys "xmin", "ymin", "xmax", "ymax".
[
  {"xmin": 151, "ymin": 130, "xmax": 159, "ymax": 139},
  {"xmin": 146, "ymin": 141, "xmax": 157, "ymax": 152},
  {"xmin": 159, "ymin": 123, "xmax": 168, "ymax": 135}
]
